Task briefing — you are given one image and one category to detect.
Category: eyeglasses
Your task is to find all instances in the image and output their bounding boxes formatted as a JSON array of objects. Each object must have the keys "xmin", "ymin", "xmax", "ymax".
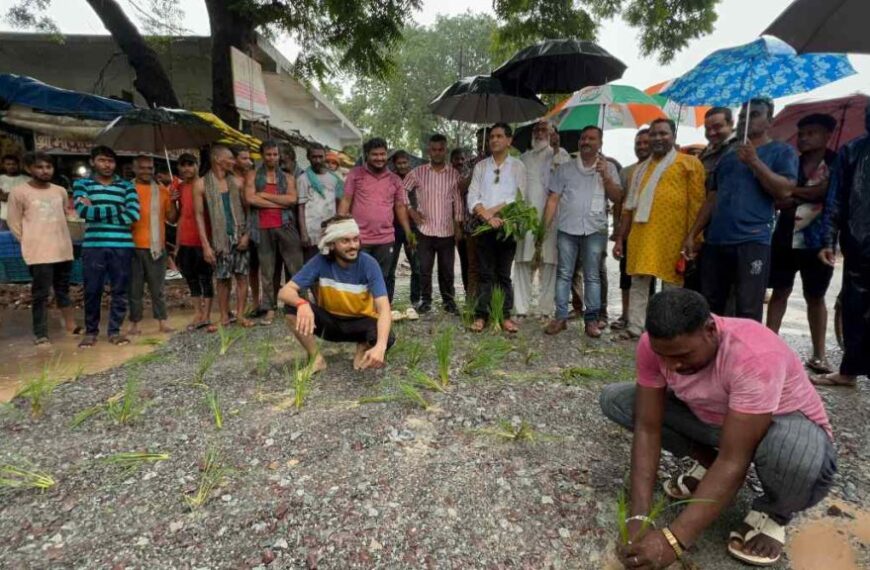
[{"xmin": 494, "ymin": 167, "xmax": 501, "ymax": 184}]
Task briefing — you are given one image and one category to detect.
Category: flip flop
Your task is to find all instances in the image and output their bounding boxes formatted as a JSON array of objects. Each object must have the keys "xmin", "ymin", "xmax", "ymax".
[
  {"xmin": 258, "ymin": 318, "xmax": 273, "ymax": 326},
  {"xmin": 78, "ymin": 335, "xmax": 97, "ymax": 349},
  {"xmin": 502, "ymin": 319, "xmax": 519, "ymax": 334},
  {"xmin": 34, "ymin": 337, "xmax": 51, "ymax": 346},
  {"xmin": 663, "ymin": 460, "xmax": 707, "ymax": 499},
  {"xmin": 811, "ymin": 373, "xmax": 856, "ymax": 387},
  {"xmin": 805, "ymin": 357, "xmax": 833, "ymax": 374},
  {"xmin": 108, "ymin": 335, "xmax": 130, "ymax": 346},
  {"xmin": 727, "ymin": 510, "xmax": 785, "ymax": 567}
]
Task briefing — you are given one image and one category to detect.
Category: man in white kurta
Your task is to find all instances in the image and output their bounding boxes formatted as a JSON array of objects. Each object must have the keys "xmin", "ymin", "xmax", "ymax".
[{"xmin": 514, "ymin": 121, "xmax": 571, "ymax": 317}]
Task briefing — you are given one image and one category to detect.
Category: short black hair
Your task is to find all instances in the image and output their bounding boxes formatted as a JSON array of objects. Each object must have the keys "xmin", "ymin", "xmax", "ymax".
[
  {"xmin": 285, "ymin": 146, "xmax": 297, "ymax": 161},
  {"xmin": 580, "ymin": 125, "xmax": 603, "ymax": 138},
  {"xmin": 2, "ymin": 154, "xmax": 19, "ymax": 163},
  {"xmin": 229, "ymin": 144, "xmax": 249, "ymax": 158},
  {"xmin": 636, "ymin": 128, "xmax": 650, "ymax": 137},
  {"xmin": 646, "ymin": 289, "xmax": 711, "ymax": 339},
  {"xmin": 650, "ymin": 118, "xmax": 677, "ymax": 136},
  {"xmin": 307, "ymin": 142, "xmax": 325, "ymax": 158},
  {"xmin": 91, "ymin": 145, "xmax": 117, "ymax": 160},
  {"xmin": 178, "ymin": 152, "xmax": 197, "ymax": 165},
  {"xmin": 363, "ymin": 137, "xmax": 388, "ymax": 156},
  {"xmin": 746, "ymin": 98, "xmax": 775, "ymax": 119},
  {"xmin": 490, "ymin": 122, "xmax": 513, "ymax": 137},
  {"xmin": 429, "ymin": 133, "xmax": 448, "ymax": 145},
  {"xmin": 450, "ymin": 148, "xmax": 464, "ymax": 160},
  {"xmin": 23, "ymin": 151, "xmax": 52, "ymax": 168},
  {"xmin": 705, "ymin": 107, "xmax": 733, "ymax": 124},
  {"xmin": 391, "ymin": 150, "xmax": 410, "ymax": 164},
  {"xmin": 259, "ymin": 140, "xmax": 279, "ymax": 154},
  {"xmin": 798, "ymin": 113, "xmax": 837, "ymax": 133}
]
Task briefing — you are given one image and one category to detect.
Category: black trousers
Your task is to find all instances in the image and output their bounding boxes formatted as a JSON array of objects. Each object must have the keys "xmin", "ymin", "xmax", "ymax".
[
  {"xmin": 290, "ymin": 303, "xmax": 395, "ymax": 349},
  {"xmin": 29, "ymin": 261, "xmax": 72, "ymax": 339},
  {"xmin": 177, "ymin": 246, "xmax": 214, "ymax": 298},
  {"xmin": 840, "ymin": 253, "xmax": 870, "ymax": 376},
  {"xmin": 701, "ymin": 242, "xmax": 770, "ymax": 322},
  {"xmin": 475, "ymin": 231, "xmax": 516, "ymax": 318},
  {"xmin": 417, "ymin": 234, "xmax": 456, "ymax": 307},
  {"xmin": 361, "ymin": 243, "xmax": 394, "ymax": 286},
  {"xmin": 457, "ymin": 236, "xmax": 469, "ymax": 294}
]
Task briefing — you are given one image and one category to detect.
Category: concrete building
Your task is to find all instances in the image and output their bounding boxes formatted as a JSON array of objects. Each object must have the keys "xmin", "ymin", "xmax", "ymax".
[{"xmin": 0, "ymin": 32, "xmax": 361, "ymax": 151}]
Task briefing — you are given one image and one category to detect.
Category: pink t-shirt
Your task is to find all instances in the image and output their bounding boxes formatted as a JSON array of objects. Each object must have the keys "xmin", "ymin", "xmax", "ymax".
[
  {"xmin": 637, "ymin": 316, "xmax": 832, "ymax": 438},
  {"xmin": 343, "ymin": 165, "xmax": 408, "ymax": 245}
]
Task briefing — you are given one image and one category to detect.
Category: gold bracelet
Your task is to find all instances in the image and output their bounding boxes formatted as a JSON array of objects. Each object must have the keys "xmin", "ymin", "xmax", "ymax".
[{"xmin": 661, "ymin": 527, "xmax": 684, "ymax": 559}]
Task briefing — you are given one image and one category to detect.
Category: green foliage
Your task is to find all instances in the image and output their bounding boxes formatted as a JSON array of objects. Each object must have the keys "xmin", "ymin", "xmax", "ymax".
[
  {"xmin": 492, "ymin": 0, "xmax": 719, "ymax": 65},
  {"xmin": 359, "ymin": 378, "xmax": 431, "ymax": 410},
  {"xmin": 286, "ymin": 359, "xmax": 315, "ymax": 409},
  {"xmin": 472, "ymin": 192, "xmax": 542, "ymax": 243},
  {"xmin": 462, "ymin": 336, "xmax": 512, "ymax": 375},
  {"xmin": 70, "ymin": 404, "xmax": 104, "ymax": 429},
  {"xmin": 102, "ymin": 451, "xmax": 169, "ymax": 477},
  {"xmin": 460, "ymin": 296, "xmax": 478, "ymax": 329},
  {"xmin": 0, "ymin": 461, "xmax": 55, "ymax": 492},
  {"xmin": 195, "ymin": 348, "xmax": 219, "ymax": 385},
  {"xmin": 217, "ymin": 325, "xmax": 246, "ymax": 356},
  {"xmin": 339, "ymin": 13, "xmax": 498, "ymax": 152},
  {"xmin": 390, "ymin": 338, "xmax": 427, "ymax": 369},
  {"xmin": 205, "ymin": 389, "xmax": 223, "ymax": 430},
  {"xmin": 105, "ymin": 376, "xmax": 147, "ymax": 425},
  {"xmin": 15, "ymin": 358, "xmax": 62, "ymax": 418},
  {"xmin": 479, "ymin": 418, "xmax": 538, "ymax": 442},
  {"xmin": 184, "ymin": 446, "xmax": 229, "ymax": 510},
  {"xmin": 561, "ymin": 366, "xmax": 612, "ymax": 383},
  {"xmin": 407, "ymin": 369, "xmax": 446, "ymax": 393},
  {"xmin": 255, "ymin": 340, "xmax": 273, "ymax": 377},
  {"xmin": 434, "ymin": 327, "xmax": 454, "ymax": 386},
  {"xmin": 488, "ymin": 287, "xmax": 506, "ymax": 332}
]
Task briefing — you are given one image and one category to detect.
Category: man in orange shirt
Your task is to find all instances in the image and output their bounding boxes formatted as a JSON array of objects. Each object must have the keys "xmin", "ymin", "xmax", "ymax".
[{"xmin": 128, "ymin": 155, "xmax": 178, "ymax": 335}]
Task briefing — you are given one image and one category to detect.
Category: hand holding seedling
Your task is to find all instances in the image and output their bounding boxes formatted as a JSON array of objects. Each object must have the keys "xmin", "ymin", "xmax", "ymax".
[
  {"xmin": 360, "ymin": 344, "xmax": 386, "ymax": 369},
  {"xmin": 617, "ymin": 529, "xmax": 677, "ymax": 569}
]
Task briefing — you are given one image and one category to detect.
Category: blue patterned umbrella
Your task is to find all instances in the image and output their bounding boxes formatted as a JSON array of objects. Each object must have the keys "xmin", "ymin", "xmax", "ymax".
[{"xmin": 661, "ymin": 36, "xmax": 856, "ymax": 108}]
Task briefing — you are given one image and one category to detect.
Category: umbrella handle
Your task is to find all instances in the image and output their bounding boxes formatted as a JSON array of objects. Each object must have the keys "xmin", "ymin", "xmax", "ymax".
[
  {"xmin": 743, "ymin": 100, "xmax": 751, "ymax": 144},
  {"xmin": 164, "ymin": 146, "xmax": 173, "ymax": 180}
]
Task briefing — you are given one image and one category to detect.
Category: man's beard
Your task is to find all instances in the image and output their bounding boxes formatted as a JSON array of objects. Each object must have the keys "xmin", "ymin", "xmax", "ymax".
[
  {"xmin": 532, "ymin": 138, "xmax": 549, "ymax": 151},
  {"xmin": 336, "ymin": 248, "xmax": 359, "ymax": 262}
]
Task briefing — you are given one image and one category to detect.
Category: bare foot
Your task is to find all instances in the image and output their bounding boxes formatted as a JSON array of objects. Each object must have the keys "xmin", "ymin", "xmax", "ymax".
[
  {"xmin": 353, "ymin": 343, "xmax": 368, "ymax": 370},
  {"xmin": 310, "ymin": 354, "xmax": 327, "ymax": 374},
  {"xmin": 811, "ymin": 372, "xmax": 857, "ymax": 387},
  {"xmin": 127, "ymin": 325, "xmax": 142, "ymax": 336},
  {"xmin": 158, "ymin": 321, "xmax": 176, "ymax": 333}
]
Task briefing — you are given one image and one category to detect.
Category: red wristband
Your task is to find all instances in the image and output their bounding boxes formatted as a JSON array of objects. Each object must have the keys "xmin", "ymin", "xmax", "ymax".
[{"xmin": 295, "ymin": 299, "xmax": 309, "ymax": 308}]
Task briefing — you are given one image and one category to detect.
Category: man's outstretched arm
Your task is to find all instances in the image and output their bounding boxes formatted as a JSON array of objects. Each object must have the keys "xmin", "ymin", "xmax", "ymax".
[
  {"xmin": 628, "ymin": 385, "xmax": 666, "ymax": 522},
  {"xmin": 361, "ymin": 295, "xmax": 392, "ymax": 369}
]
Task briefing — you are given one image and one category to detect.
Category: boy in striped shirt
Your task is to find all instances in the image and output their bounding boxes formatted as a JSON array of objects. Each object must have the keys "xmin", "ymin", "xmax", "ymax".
[{"xmin": 73, "ymin": 145, "xmax": 140, "ymax": 347}]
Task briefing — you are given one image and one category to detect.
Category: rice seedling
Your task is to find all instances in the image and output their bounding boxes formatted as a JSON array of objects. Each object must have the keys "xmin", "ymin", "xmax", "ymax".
[
  {"xmin": 70, "ymin": 403, "xmax": 104, "ymax": 429},
  {"xmin": 255, "ymin": 340, "xmax": 273, "ymax": 377},
  {"xmin": 359, "ymin": 380, "xmax": 431, "ymax": 410},
  {"xmin": 217, "ymin": 325, "xmax": 246, "ymax": 355},
  {"xmin": 0, "ymin": 462, "xmax": 55, "ymax": 492},
  {"xmin": 205, "ymin": 388, "xmax": 223, "ymax": 429},
  {"xmin": 514, "ymin": 336, "xmax": 540, "ymax": 366},
  {"xmin": 102, "ymin": 451, "xmax": 169, "ymax": 476},
  {"xmin": 488, "ymin": 286, "xmax": 506, "ymax": 331},
  {"xmin": 407, "ymin": 369, "xmax": 447, "ymax": 393},
  {"xmin": 194, "ymin": 348, "xmax": 219, "ymax": 385},
  {"xmin": 16, "ymin": 357, "xmax": 63, "ymax": 418},
  {"xmin": 479, "ymin": 419, "xmax": 537, "ymax": 442},
  {"xmin": 105, "ymin": 375, "xmax": 147, "ymax": 425},
  {"xmin": 434, "ymin": 327, "xmax": 453, "ymax": 386},
  {"xmin": 184, "ymin": 446, "xmax": 230, "ymax": 510},
  {"xmin": 460, "ymin": 296, "xmax": 478, "ymax": 328},
  {"xmin": 126, "ymin": 351, "xmax": 164, "ymax": 368},
  {"xmin": 285, "ymin": 359, "xmax": 315, "ymax": 409},
  {"xmin": 560, "ymin": 366, "xmax": 611, "ymax": 383},
  {"xmin": 138, "ymin": 337, "xmax": 163, "ymax": 346},
  {"xmin": 462, "ymin": 336, "xmax": 512, "ymax": 375}
]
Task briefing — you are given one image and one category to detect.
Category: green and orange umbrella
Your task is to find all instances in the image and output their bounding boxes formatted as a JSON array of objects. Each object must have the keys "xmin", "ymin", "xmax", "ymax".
[
  {"xmin": 546, "ymin": 84, "xmax": 666, "ymax": 131},
  {"xmin": 644, "ymin": 80, "xmax": 712, "ymax": 128}
]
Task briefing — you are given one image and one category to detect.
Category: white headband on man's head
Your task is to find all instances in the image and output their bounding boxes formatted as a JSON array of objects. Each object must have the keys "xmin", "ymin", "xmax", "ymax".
[{"xmin": 318, "ymin": 218, "xmax": 361, "ymax": 254}]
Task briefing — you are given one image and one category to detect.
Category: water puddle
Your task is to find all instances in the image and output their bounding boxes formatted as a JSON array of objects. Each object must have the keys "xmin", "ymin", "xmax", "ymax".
[
  {"xmin": 0, "ymin": 307, "xmax": 195, "ymax": 402},
  {"xmin": 788, "ymin": 501, "xmax": 870, "ymax": 570}
]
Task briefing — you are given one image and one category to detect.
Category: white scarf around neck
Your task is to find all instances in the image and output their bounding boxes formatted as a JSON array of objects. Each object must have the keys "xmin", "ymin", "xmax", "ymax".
[{"xmin": 626, "ymin": 148, "xmax": 678, "ymax": 223}]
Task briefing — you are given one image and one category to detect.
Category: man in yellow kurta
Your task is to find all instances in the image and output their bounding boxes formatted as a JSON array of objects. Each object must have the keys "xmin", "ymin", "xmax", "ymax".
[{"xmin": 613, "ymin": 118, "xmax": 705, "ymax": 338}]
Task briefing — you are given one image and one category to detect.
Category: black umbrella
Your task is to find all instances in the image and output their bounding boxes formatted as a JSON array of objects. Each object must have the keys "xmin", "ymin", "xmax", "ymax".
[
  {"xmin": 493, "ymin": 39, "xmax": 626, "ymax": 94},
  {"xmin": 764, "ymin": 0, "xmax": 870, "ymax": 55},
  {"xmin": 429, "ymin": 75, "xmax": 547, "ymax": 124},
  {"xmin": 510, "ymin": 123, "xmax": 580, "ymax": 154},
  {"xmin": 95, "ymin": 108, "xmax": 223, "ymax": 151}
]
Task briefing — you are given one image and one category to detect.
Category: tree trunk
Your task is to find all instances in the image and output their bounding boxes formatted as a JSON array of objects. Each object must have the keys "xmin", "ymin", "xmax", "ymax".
[
  {"xmin": 204, "ymin": 0, "xmax": 257, "ymax": 128},
  {"xmin": 84, "ymin": 0, "xmax": 180, "ymax": 108}
]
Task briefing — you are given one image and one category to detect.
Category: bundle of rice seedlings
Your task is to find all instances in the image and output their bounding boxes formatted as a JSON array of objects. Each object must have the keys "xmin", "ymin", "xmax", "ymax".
[
  {"xmin": 184, "ymin": 446, "xmax": 229, "ymax": 510},
  {"xmin": 102, "ymin": 451, "xmax": 169, "ymax": 476},
  {"xmin": 434, "ymin": 327, "xmax": 453, "ymax": 386},
  {"xmin": 462, "ymin": 336, "xmax": 512, "ymax": 375},
  {"xmin": 471, "ymin": 191, "xmax": 540, "ymax": 242},
  {"xmin": 488, "ymin": 287, "xmax": 506, "ymax": 331},
  {"xmin": 255, "ymin": 340, "xmax": 273, "ymax": 377},
  {"xmin": 560, "ymin": 366, "xmax": 611, "ymax": 383},
  {"xmin": 460, "ymin": 296, "xmax": 478, "ymax": 328},
  {"xmin": 359, "ymin": 380, "xmax": 431, "ymax": 410},
  {"xmin": 407, "ymin": 369, "xmax": 446, "ymax": 393},
  {"xmin": 479, "ymin": 419, "xmax": 537, "ymax": 442},
  {"xmin": 0, "ymin": 462, "xmax": 55, "ymax": 492},
  {"xmin": 16, "ymin": 358, "xmax": 63, "ymax": 418},
  {"xmin": 286, "ymin": 359, "xmax": 315, "ymax": 409},
  {"xmin": 217, "ymin": 325, "xmax": 246, "ymax": 356},
  {"xmin": 205, "ymin": 388, "xmax": 223, "ymax": 429},
  {"xmin": 105, "ymin": 375, "xmax": 147, "ymax": 425},
  {"xmin": 194, "ymin": 348, "xmax": 219, "ymax": 385}
]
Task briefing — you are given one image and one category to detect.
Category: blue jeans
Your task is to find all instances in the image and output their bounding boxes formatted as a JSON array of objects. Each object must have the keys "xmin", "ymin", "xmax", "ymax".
[
  {"xmin": 555, "ymin": 231, "xmax": 607, "ymax": 322},
  {"xmin": 82, "ymin": 247, "xmax": 132, "ymax": 336}
]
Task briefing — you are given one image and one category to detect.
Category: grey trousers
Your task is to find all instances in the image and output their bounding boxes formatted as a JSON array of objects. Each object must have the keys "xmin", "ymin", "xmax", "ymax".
[
  {"xmin": 129, "ymin": 249, "xmax": 168, "ymax": 322},
  {"xmin": 257, "ymin": 225, "xmax": 303, "ymax": 311},
  {"xmin": 599, "ymin": 383, "xmax": 837, "ymax": 524}
]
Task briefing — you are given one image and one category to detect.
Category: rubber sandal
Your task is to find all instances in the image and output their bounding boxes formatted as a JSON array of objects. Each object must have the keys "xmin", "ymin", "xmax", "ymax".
[
  {"xmin": 78, "ymin": 335, "xmax": 97, "ymax": 348},
  {"xmin": 616, "ymin": 329, "xmax": 641, "ymax": 341},
  {"xmin": 811, "ymin": 373, "xmax": 857, "ymax": 387},
  {"xmin": 727, "ymin": 510, "xmax": 785, "ymax": 566},
  {"xmin": 108, "ymin": 335, "xmax": 130, "ymax": 346},
  {"xmin": 258, "ymin": 318, "xmax": 273, "ymax": 326},
  {"xmin": 805, "ymin": 357, "xmax": 833, "ymax": 375},
  {"xmin": 71, "ymin": 326, "xmax": 84, "ymax": 335},
  {"xmin": 663, "ymin": 460, "xmax": 707, "ymax": 499},
  {"xmin": 34, "ymin": 337, "xmax": 51, "ymax": 346}
]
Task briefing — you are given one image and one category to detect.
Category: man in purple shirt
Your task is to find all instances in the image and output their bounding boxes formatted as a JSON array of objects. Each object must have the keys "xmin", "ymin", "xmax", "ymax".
[{"xmin": 338, "ymin": 137, "xmax": 414, "ymax": 279}]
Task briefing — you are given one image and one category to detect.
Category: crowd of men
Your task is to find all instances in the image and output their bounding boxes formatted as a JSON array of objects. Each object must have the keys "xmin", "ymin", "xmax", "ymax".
[{"xmin": 3, "ymin": 100, "xmax": 870, "ymax": 566}]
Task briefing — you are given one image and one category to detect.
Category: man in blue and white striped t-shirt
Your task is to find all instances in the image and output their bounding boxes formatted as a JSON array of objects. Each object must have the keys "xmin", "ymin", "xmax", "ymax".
[{"xmin": 73, "ymin": 145, "xmax": 140, "ymax": 347}]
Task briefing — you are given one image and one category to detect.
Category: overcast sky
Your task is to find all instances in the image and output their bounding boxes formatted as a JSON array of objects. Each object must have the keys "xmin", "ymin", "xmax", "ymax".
[{"xmin": 1, "ymin": 0, "xmax": 867, "ymax": 164}]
